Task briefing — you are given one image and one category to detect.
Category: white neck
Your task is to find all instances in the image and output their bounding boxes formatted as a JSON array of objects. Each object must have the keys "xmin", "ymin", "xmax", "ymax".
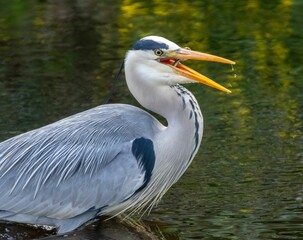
[
  {"xmin": 125, "ymin": 55, "xmax": 203, "ymax": 173},
  {"xmin": 153, "ymin": 84, "xmax": 204, "ymax": 177},
  {"xmin": 124, "ymin": 52, "xmax": 204, "ymax": 207}
]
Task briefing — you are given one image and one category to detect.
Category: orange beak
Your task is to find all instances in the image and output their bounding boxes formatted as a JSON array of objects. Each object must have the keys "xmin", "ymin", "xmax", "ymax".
[{"xmin": 161, "ymin": 48, "xmax": 236, "ymax": 93}]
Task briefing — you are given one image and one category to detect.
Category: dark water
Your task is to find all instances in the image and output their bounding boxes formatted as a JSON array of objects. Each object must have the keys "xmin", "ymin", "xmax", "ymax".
[{"xmin": 0, "ymin": 0, "xmax": 303, "ymax": 239}]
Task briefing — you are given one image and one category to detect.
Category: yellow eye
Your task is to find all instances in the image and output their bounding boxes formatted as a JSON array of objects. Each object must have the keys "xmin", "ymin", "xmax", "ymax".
[{"xmin": 154, "ymin": 49, "xmax": 164, "ymax": 56}]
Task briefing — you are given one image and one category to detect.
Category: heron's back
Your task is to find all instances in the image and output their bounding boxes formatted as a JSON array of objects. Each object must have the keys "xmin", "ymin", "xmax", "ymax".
[{"xmin": 0, "ymin": 104, "xmax": 163, "ymax": 233}]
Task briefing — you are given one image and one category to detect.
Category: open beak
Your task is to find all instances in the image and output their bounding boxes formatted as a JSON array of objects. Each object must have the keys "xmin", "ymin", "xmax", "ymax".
[{"xmin": 160, "ymin": 48, "xmax": 236, "ymax": 93}]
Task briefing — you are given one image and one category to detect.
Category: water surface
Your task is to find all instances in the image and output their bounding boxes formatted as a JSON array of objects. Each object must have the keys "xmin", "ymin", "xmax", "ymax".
[{"xmin": 0, "ymin": 0, "xmax": 303, "ymax": 239}]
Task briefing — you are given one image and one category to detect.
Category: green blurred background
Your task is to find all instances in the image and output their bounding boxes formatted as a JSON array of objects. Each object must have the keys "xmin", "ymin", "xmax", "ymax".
[{"xmin": 0, "ymin": 0, "xmax": 303, "ymax": 239}]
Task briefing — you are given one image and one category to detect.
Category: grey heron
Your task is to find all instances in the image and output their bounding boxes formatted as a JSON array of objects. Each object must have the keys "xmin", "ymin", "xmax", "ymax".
[{"xmin": 0, "ymin": 36, "xmax": 235, "ymax": 234}]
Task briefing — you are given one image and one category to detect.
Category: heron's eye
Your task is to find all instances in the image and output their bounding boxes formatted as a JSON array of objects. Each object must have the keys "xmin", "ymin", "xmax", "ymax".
[{"xmin": 154, "ymin": 49, "xmax": 164, "ymax": 56}]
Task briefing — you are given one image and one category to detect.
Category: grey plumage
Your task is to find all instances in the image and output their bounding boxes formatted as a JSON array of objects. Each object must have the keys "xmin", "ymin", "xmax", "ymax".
[
  {"xmin": 0, "ymin": 35, "xmax": 234, "ymax": 234},
  {"xmin": 0, "ymin": 104, "xmax": 161, "ymax": 232}
]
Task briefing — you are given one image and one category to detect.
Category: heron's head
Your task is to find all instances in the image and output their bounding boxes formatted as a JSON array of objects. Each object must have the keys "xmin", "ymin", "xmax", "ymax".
[{"xmin": 125, "ymin": 36, "xmax": 235, "ymax": 93}]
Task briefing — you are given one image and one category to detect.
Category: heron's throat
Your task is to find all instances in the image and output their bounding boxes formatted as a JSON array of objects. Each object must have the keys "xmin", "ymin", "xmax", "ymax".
[
  {"xmin": 152, "ymin": 84, "xmax": 204, "ymax": 196},
  {"xmin": 124, "ymin": 52, "xmax": 201, "ymax": 123}
]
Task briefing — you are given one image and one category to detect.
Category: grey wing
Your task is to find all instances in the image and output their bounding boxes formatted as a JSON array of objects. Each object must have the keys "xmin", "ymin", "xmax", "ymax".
[{"xmin": 0, "ymin": 104, "xmax": 162, "ymax": 219}]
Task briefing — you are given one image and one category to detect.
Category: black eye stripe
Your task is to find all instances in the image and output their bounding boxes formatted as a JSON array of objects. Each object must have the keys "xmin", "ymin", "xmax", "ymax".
[{"xmin": 132, "ymin": 39, "xmax": 169, "ymax": 51}]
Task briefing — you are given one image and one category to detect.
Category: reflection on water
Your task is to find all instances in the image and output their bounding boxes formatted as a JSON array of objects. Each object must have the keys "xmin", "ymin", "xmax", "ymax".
[
  {"xmin": 0, "ymin": 0, "xmax": 303, "ymax": 239},
  {"xmin": 0, "ymin": 217, "xmax": 179, "ymax": 240}
]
